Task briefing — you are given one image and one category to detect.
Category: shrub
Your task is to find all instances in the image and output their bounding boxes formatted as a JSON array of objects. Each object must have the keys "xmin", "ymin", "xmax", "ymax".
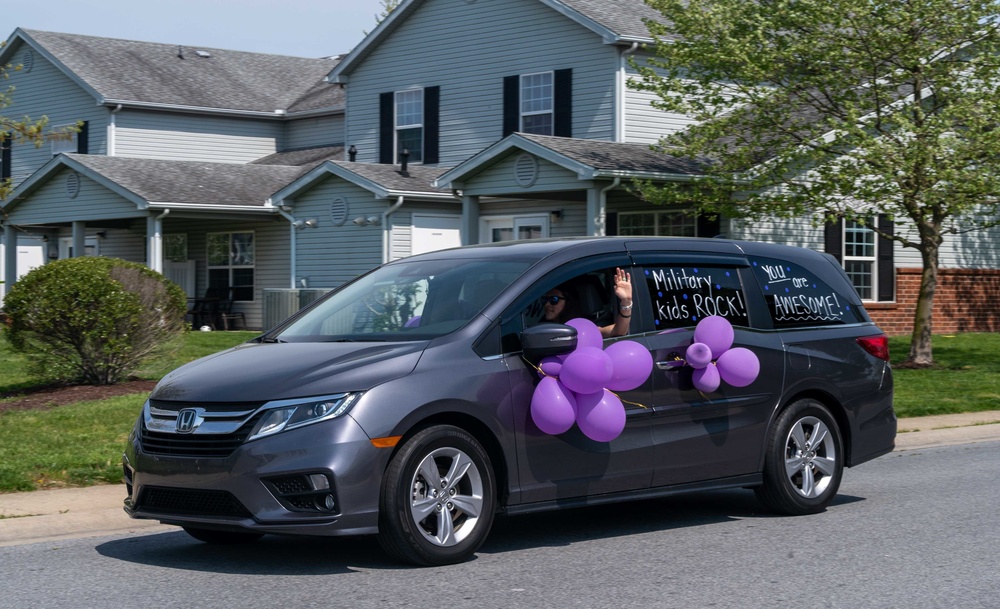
[{"xmin": 1, "ymin": 257, "xmax": 187, "ymax": 385}]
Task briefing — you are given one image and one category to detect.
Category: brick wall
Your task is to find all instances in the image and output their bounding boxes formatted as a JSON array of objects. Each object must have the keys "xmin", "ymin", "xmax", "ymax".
[{"xmin": 866, "ymin": 267, "xmax": 1000, "ymax": 336}]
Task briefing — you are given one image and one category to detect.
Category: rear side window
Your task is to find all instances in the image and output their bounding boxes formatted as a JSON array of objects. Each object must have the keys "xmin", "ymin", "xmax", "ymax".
[
  {"xmin": 643, "ymin": 265, "xmax": 749, "ymax": 330},
  {"xmin": 749, "ymin": 256, "xmax": 865, "ymax": 328}
]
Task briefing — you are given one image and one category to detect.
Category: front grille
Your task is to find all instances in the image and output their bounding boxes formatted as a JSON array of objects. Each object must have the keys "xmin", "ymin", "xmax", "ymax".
[
  {"xmin": 138, "ymin": 486, "xmax": 252, "ymax": 518},
  {"xmin": 139, "ymin": 415, "xmax": 262, "ymax": 458}
]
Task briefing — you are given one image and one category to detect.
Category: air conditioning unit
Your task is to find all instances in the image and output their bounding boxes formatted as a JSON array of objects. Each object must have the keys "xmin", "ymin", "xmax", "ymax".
[{"xmin": 262, "ymin": 289, "xmax": 300, "ymax": 331}]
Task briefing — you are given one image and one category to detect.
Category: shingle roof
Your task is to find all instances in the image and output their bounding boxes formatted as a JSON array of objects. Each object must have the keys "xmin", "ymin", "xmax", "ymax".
[
  {"xmin": 19, "ymin": 29, "xmax": 344, "ymax": 114},
  {"xmin": 329, "ymin": 162, "xmax": 453, "ymax": 195},
  {"xmin": 64, "ymin": 154, "xmax": 308, "ymax": 206},
  {"xmin": 557, "ymin": 0, "xmax": 670, "ymax": 41},
  {"xmin": 251, "ymin": 146, "xmax": 345, "ymax": 168},
  {"xmin": 517, "ymin": 133, "xmax": 706, "ymax": 176}
]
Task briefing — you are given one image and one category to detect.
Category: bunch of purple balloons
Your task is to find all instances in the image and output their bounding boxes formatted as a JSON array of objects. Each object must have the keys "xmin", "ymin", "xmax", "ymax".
[
  {"xmin": 530, "ymin": 318, "xmax": 653, "ymax": 442},
  {"xmin": 683, "ymin": 316, "xmax": 760, "ymax": 393}
]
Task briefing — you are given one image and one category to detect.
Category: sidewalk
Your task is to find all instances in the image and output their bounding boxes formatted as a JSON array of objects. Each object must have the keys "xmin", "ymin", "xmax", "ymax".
[{"xmin": 2, "ymin": 410, "xmax": 999, "ymax": 548}]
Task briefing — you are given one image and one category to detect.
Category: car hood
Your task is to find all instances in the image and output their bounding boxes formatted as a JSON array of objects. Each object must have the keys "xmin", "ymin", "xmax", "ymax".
[{"xmin": 149, "ymin": 341, "xmax": 427, "ymax": 403}]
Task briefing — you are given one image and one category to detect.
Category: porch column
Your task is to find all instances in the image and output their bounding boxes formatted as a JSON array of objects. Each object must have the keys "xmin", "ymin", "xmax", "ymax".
[
  {"xmin": 72, "ymin": 221, "xmax": 86, "ymax": 258},
  {"xmin": 2, "ymin": 223, "xmax": 16, "ymax": 298},
  {"xmin": 146, "ymin": 212, "xmax": 165, "ymax": 273},
  {"xmin": 586, "ymin": 188, "xmax": 604, "ymax": 236},
  {"xmin": 461, "ymin": 195, "xmax": 480, "ymax": 245}
]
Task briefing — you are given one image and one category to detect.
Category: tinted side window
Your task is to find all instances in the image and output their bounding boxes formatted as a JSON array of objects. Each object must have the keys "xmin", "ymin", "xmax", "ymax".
[
  {"xmin": 748, "ymin": 256, "xmax": 866, "ymax": 327},
  {"xmin": 643, "ymin": 265, "xmax": 749, "ymax": 330}
]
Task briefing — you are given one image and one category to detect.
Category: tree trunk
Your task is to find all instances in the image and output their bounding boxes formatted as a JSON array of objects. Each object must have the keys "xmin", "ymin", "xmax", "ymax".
[{"xmin": 906, "ymin": 238, "xmax": 940, "ymax": 367}]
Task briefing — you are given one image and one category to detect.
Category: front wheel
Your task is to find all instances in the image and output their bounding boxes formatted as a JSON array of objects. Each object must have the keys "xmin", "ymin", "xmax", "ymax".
[
  {"xmin": 377, "ymin": 425, "xmax": 496, "ymax": 566},
  {"xmin": 755, "ymin": 399, "xmax": 844, "ymax": 515}
]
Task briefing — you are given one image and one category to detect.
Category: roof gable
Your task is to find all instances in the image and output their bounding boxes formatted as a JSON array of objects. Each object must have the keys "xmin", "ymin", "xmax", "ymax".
[
  {"xmin": 5, "ymin": 29, "xmax": 344, "ymax": 116},
  {"xmin": 273, "ymin": 161, "xmax": 453, "ymax": 204},
  {"xmin": 329, "ymin": 0, "xmax": 665, "ymax": 82}
]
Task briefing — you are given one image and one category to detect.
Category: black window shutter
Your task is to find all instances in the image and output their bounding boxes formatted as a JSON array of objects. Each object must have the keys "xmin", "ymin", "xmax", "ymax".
[
  {"xmin": 379, "ymin": 92, "xmax": 394, "ymax": 164},
  {"xmin": 876, "ymin": 214, "xmax": 895, "ymax": 302},
  {"xmin": 423, "ymin": 86, "xmax": 440, "ymax": 165},
  {"xmin": 1, "ymin": 134, "xmax": 11, "ymax": 180},
  {"xmin": 502, "ymin": 75, "xmax": 519, "ymax": 137},
  {"xmin": 696, "ymin": 213, "xmax": 720, "ymax": 238},
  {"xmin": 824, "ymin": 218, "xmax": 844, "ymax": 263},
  {"xmin": 554, "ymin": 68, "xmax": 572, "ymax": 138},
  {"xmin": 76, "ymin": 121, "xmax": 89, "ymax": 154}
]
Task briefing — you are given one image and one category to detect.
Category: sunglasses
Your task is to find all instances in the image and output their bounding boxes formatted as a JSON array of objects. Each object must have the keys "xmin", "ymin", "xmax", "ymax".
[{"xmin": 543, "ymin": 295, "xmax": 567, "ymax": 305}]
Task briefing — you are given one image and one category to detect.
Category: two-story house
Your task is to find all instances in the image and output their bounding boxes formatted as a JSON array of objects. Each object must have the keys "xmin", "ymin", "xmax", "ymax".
[
  {"xmin": 0, "ymin": 29, "xmax": 349, "ymax": 327},
  {"xmin": 4, "ymin": 0, "xmax": 999, "ymax": 334}
]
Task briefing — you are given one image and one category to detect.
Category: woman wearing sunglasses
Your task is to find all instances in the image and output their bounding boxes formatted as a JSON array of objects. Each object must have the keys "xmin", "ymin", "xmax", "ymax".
[{"xmin": 543, "ymin": 267, "xmax": 633, "ymax": 338}]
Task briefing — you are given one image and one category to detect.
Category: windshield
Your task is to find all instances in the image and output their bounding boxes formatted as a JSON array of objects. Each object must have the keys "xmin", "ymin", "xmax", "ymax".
[{"xmin": 275, "ymin": 258, "xmax": 530, "ymax": 342}]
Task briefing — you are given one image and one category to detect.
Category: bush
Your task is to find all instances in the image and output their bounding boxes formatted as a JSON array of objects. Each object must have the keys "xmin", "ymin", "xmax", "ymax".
[{"xmin": 1, "ymin": 257, "xmax": 187, "ymax": 385}]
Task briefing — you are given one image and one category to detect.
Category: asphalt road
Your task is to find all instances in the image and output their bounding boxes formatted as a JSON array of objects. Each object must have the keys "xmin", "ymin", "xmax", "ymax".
[{"xmin": 1, "ymin": 440, "xmax": 998, "ymax": 609}]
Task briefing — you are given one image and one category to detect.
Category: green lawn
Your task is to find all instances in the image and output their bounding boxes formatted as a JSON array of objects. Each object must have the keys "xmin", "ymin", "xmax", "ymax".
[{"xmin": 0, "ymin": 331, "xmax": 997, "ymax": 493}]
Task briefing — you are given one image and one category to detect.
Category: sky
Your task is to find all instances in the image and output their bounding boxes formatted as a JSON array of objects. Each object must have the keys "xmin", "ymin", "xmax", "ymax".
[{"xmin": 2, "ymin": 0, "xmax": 387, "ymax": 58}]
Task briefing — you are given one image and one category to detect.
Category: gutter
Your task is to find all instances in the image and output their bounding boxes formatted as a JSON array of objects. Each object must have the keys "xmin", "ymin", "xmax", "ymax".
[
  {"xmin": 277, "ymin": 207, "xmax": 299, "ymax": 289},
  {"xmin": 597, "ymin": 177, "xmax": 621, "ymax": 237},
  {"xmin": 101, "ymin": 99, "xmax": 290, "ymax": 120},
  {"xmin": 616, "ymin": 43, "xmax": 639, "ymax": 141}
]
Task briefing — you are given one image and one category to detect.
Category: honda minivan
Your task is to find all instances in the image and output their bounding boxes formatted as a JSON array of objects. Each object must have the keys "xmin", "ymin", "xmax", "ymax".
[{"xmin": 123, "ymin": 237, "xmax": 895, "ymax": 565}]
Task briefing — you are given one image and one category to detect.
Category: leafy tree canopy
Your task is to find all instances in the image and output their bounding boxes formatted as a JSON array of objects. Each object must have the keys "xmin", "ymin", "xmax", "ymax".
[{"xmin": 633, "ymin": 0, "xmax": 1000, "ymax": 365}]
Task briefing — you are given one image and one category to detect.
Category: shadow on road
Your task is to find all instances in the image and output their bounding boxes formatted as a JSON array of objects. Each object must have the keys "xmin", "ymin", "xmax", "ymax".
[{"xmin": 95, "ymin": 488, "xmax": 864, "ymax": 573}]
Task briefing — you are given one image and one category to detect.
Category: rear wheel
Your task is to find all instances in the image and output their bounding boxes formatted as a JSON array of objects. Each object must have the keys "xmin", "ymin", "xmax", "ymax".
[
  {"xmin": 755, "ymin": 399, "xmax": 843, "ymax": 515},
  {"xmin": 377, "ymin": 425, "xmax": 496, "ymax": 566},
  {"xmin": 182, "ymin": 527, "xmax": 264, "ymax": 544}
]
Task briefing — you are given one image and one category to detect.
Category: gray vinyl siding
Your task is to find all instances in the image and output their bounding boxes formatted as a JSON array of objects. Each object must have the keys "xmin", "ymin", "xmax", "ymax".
[
  {"xmin": 5, "ymin": 168, "xmax": 145, "ymax": 224},
  {"xmin": 285, "ymin": 115, "xmax": 346, "ymax": 149},
  {"xmin": 114, "ymin": 110, "xmax": 281, "ymax": 163},
  {"xmin": 728, "ymin": 216, "xmax": 823, "ymax": 250},
  {"xmin": 344, "ymin": 0, "xmax": 618, "ymax": 166},
  {"xmin": 3, "ymin": 41, "xmax": 108, "ymax": 186},
  {"xmin": 461, "ymin": 155, "xmax": 584, "ymax": 196},
  {"xmin": 624, "ymin": 52, "xmax": 697, "ymax": 145},
  {"xmin": 286, "ymin": 177, "xmax": 386, "ymax": 288}
]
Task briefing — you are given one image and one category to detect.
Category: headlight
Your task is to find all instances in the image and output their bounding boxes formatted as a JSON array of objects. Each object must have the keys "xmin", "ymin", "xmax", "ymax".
[{"xmin": 247, "ymin": 393, "xmax": 361, "ymax": 442}]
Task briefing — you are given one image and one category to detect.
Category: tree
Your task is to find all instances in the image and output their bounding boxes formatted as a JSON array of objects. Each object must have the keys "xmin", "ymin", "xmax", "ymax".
[
  {"xmin": 633, "ymin": 0, "xmax": 1000, "ymax": 366},
  {"xmin": 365, "ymin": 0, "xmax": 402, "ymax": 34}
]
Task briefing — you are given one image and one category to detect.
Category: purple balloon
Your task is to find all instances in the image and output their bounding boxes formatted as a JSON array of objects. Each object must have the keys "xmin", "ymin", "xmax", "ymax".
[
  {"xmin": 604, "ymin": 340, "xmax": 653, "ymax": 391},
  {"xmin": 404, "ymin": 315, "xmax": 422, "ymax": 328},
  {"xmin": 694, "ymin": 315, "xmax": 735, "ymax": 359},
  {"xmin": 566, "ymin": 317, "xmax": 604, "ymax": 351},
  {"xmin": 716, "ymin": 347, "xmax": 760, "ymax": 387},
  {"xmin": 530, "ymin": 376, "xmax": 578, "ymax": 435},
  {"xmin": 692, "ymin": 364, "xmax": 721, "ymax": 393},
  {"xmin": 575, "ymin": 389, "xmax": 626, "ymax": 442},
  {"xmin": 539, "ymin": 356, "xmax": 563, "ymax": 378},
  {"xmin": 559, "ymin": 347, "xmax": 613, "ymax": 395},
  {"xmin": 685, "ymin": 342, "xmax": 713, "ymax": 369}
]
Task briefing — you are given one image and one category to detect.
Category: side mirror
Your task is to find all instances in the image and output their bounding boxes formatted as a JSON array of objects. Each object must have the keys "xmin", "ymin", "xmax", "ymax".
[{"xmin": 521, "ymin": 323, "xmax": 577, "ymax": 363}]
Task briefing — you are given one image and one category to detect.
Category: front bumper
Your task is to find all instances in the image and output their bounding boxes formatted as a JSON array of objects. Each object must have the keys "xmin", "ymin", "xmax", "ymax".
[{"xmin": 123, "ymin": 413, "xmax": 384, "ymax": 537}]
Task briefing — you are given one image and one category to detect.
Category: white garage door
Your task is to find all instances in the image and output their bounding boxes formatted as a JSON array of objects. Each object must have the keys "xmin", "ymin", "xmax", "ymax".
[{"xmin": 412, "ymin": 214, "xmax": 462, "ymax": 255}]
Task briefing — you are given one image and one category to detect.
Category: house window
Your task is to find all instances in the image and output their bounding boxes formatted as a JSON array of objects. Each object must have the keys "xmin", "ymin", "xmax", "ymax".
[
  {"xmin": 164, "ymin": 234, "xmax": 188, "ymax": 262},
  {"xmin": 480, "ymin": 215, "xmax": 549, "ymax": 243},
  {"xmin": 843, "ymin": 220, "xmax": 876, "ymax": 301},
  {"xmin": 520, "ymin": 72, "xmax": 554, "ymax": 135},
  {"xmin": 49, "ymin": 122, "xmax": 88, "ymax": 156},
  {"xmin": 1, "ymin": 134, "xmax": 11, "ymax": 181},
  {"xmin": 618, "ymin": 211, "xmax": 697, "ymax": 237},
  {"xmin": 207, "ymin": 232, "xmax": 255, "ymax": 301},
  {"xmin": 396, "ymin": 89, "xmax": 424, "ymax": 163}
]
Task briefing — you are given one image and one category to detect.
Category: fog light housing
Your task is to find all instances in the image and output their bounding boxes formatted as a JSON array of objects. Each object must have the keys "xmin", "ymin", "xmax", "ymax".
[{"xmin": 264, "ymin": 473, "xmax": 339, "ymax": 514}]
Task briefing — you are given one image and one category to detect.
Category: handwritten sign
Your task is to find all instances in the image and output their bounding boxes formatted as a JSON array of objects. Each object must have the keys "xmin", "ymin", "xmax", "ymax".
[
  {"xmin": 750, "ymin": 257, "xmax": 859, "ymax": 327},
  {"xmin": 645, "ymin": 266, "xmax": 749, "ymax": 329}
]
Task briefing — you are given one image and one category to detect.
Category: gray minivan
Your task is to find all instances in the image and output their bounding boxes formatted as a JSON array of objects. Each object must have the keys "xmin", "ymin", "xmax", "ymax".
[{"xmin": 123, "ymin": 237, "xmax": 895, "ymax": 565}]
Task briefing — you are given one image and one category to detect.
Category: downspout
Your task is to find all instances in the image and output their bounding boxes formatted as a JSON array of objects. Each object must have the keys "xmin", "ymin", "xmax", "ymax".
[
  {"xmin": 382, "ymin": 196, "xmax": 405, "ymax": 263},
  {"xmin": 617, "ymin": 43, "xmax": 639, "ymax": 142},
  {"xmin": 277, "ymin": 208, "xmax": 297, "ymax": 288},
  {"xmin": 108, "ymin": 104, "xmax": 123, "ymax": 156},
  {"xmin": 598, "ymin": 177, "xmax": 621, "ymax": 237}
]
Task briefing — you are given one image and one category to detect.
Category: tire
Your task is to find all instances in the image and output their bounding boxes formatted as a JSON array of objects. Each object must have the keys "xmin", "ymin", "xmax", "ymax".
[
  {"xmin": 182, "ymin": 527, "xmax": 264, "ymax": 545},
  {"xmin": 755, "ymin": 399, "xmax": 844, "ymax": 515},
  {"xmin": 377, "ymin": 425, "xmax": 496, "ymax": 566}
]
